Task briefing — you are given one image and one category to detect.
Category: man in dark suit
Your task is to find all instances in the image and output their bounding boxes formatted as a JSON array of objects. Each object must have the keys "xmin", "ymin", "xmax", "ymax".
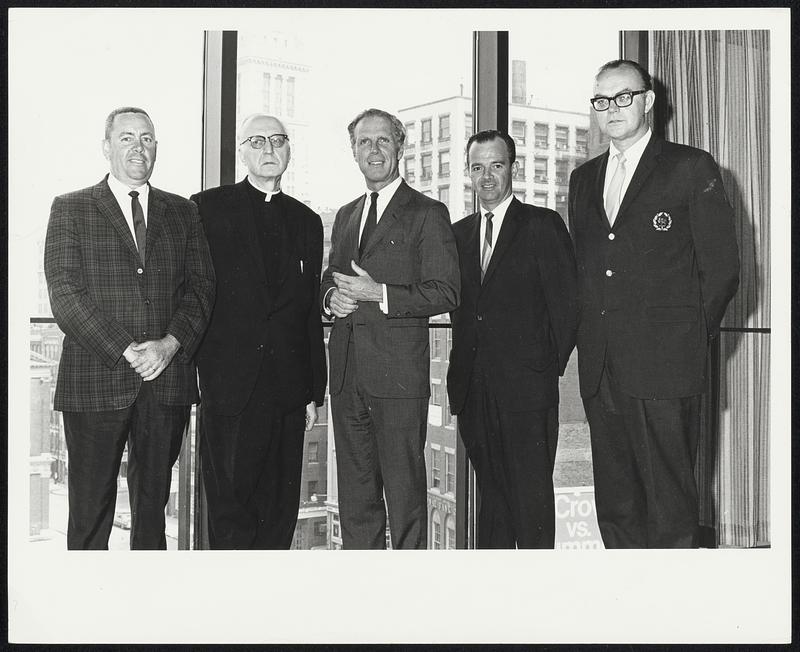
[
  {"xmin": 321, "ymin": 108, "xmax": 460, "ymax": 549},
  {"xmin": 568, "ymin": 59, "xmax": 740, "ymax": 548},
  {"xmin": 447, "ymin": 130, "xmax": 577, "ymax": 549},
  {"xmin": 191, "ymin": 114, "xmax": 326, "ymax": 550},
  {"xmin": 44, "ymin": 107, "xmax": 215, "ymax": 549}
]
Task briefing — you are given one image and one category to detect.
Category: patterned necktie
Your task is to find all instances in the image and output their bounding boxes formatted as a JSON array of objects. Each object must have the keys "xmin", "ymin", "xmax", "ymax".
[
  {"xmin": 480, "ymin": 211, "xmax": 494, "ymax": 282},
  {"xmin": 129, "ymin": 190, "xmax": 147, "ymax": 263},
  {"xmin": 605, "ymin": 152, "xmax": 627, "ymax": 226},
  {"xmin": 359, "ymin": 191, "xmax": 379, "ymax": 256}
]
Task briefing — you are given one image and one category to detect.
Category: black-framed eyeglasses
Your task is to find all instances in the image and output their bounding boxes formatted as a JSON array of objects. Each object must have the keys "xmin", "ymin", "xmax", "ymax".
[
  {"xmin": 589, "ymin": 90, "xmax": 648, "ymax": 111},
  {"xmin": 240, "ymin": 134, "xmax": 290, "ymax": 149}
]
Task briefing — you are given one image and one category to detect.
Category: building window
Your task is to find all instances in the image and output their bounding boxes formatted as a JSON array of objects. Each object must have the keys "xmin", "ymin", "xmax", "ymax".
[
  {"xmin": 421, "ymin": 153, "xmax": 432, "ymax": 180},
  {"xmin": 307, "ymin": 441, "xmax": 318, "ymax": 463},
  {"xmin": 445, "ymin": 516, "xmax": 456, "ymax": 549},
  {"xmin": 314, "ymin": 520, "xmax": 326, "ymax": 537},
  {"xmin": 431, "ymin": 327, "xmax": 444, "ymax": 359},
  {"xmin": 421, "ymin": 118, "xmax": 432, "ymax": 144},
  {"xmin": 576, "ymin": 128, "xmax": 588, "ymax": 155},
  {"xmin": 431, "ymin": 447, "xmax": 441, "ymax": 489},
  {"xmin": 439, "ymin": 150, "xmax": 450, "ymax": 177},
  {"xmin": 432, "ymin": 511, "xmax": 442, "ymax": 550},
  {"xmin": 307, "ymin": 480, "xmax": 318, "ymax": 499},
  {"xmin": 534, "ymin": 123, "xmax": 549, "ymax": 149},
  {"xmin": 445, "ymin": 452, "xmax": 455, "ymax": 494},
  {"xmin": 405, "ymin": 157, "xmax": 415, "ymax": 183},
  {"xmin": 514, "ymin": 191, "xmax": 526, "ymax": 203},
  {"xmin": 555, "ymin": 125, "xmax": 569, "ymax": 150},
  {"xmin": 534, "ymin": 157, "xmax": 548, "ymax": 183},
  {"xmin": 261, "ymin": 72, "xmax": 272, "ymax": 113},
  {"xmin": 465, "ymin": 113, "xmax": 473, "ymax": 139},
  {"xmin": 555, "ymin": 159, "xmax": 570, "ymax": 186},
  {"xmin": 431, "ymin": 380, "xmax": 443, "ymax": 407},
  {"xmin": 286, "ymin": 76, "xmax": 295, "ymax": 118},
  {"xmin": 511, "ymin": 120, "xmax": 526, "ymax": 146},
  {"xmin": 534, "ymin": 191, "xmax": 548, "ymax": 207},
  {"xmin": 443, "ymin": 394, "xmax": 453, "ymax": 427},
  {"xmin": 438, "ymin": 186, "xmax": 450, "ymax": 205},
  {"xmin": 516, "ymin": 155, "xmax": 526, "ymax": 181},
  {"xmin": 439, "ymin": 114, "xmax": 450, "ymax": 141},
  {"xmin": 556, "ymin": 193, "xmax": 568, "ymax": 218},
  {"xmin": 464, "ymin": 188, "xmax": 474, "ymax": 215},
  {"xmin": 274, "ymin": 74, "xmax": 283, "ymax": 116},
  {"xmin": 404, "ymin": 121, "xmax": 415, "ymax": 148}
]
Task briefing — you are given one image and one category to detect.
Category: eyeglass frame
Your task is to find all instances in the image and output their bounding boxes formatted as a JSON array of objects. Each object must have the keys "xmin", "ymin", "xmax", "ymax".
[
  {"xmin": 589, "ymin": 89, "xmax": 649, "ymax": 112},
  {"xmin": 240, "ymin": 134, "xmax": 290, "ymax": 149}
]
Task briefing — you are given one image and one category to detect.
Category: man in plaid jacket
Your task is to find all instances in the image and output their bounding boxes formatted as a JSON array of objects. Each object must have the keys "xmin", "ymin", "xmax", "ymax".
[{"xmin": 44, "ymin": 107, "xmax": 215, "ymax": 550}]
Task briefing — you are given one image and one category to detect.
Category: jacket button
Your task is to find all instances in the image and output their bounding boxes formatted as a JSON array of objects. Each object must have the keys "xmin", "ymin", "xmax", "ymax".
[
  {"xmin": 476, "ymin": 315, "xmax": 483, "ymax": 321},
  {"xmin": 605, "ymin": 269, "xmax": 613, "ymax": 277},
  {"xmin": 601, "ymin": 309, "xmax": 606, "ymax": 316},
  {"xmin": 137, "ymin": 268, "xmax": 144, "ymax": 275},
  {"xmin": 144, "ymin": 299, "xmax": 151, "ymax": 305},
  {"xmin": 608, "ymin": 233, "xmax": 615, "ymax": 240}
]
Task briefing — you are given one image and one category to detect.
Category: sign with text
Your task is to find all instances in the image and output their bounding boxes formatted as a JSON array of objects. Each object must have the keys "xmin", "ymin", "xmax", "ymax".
[{"xmin": 554, "ymin": 486, "xmax": 604, "ymax": 549}]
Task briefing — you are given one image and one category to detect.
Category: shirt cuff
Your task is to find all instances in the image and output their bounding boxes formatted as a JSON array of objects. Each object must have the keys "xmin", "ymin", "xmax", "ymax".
[
  {"xmin": 323, "ymin": 286, "xmax": 335, "ymax": 318},
  {"xmin": 379, "ymin": 284, "xmax": 388, "ymax": 314}
]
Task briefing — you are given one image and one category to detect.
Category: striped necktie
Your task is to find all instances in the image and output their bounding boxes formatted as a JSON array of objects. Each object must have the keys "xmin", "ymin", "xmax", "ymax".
[{"xmin": 480, "ymin": 211, "xmax": 494, "ymax": 282}]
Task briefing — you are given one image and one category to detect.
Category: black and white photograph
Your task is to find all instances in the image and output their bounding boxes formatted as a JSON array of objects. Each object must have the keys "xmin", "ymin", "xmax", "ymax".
[{"xmin": 7, "ymin": 6, "xmax": 791, "ymax": 644}]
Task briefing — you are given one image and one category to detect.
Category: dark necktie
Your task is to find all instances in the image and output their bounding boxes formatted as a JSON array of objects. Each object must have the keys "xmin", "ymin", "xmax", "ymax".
[
  {"xmin": 129, "ymin": 190, "xmax": 146, "ymax": 263},
  {"xmin": 480, "ymin": 211, "xmax": 494, "ymax": 282},
  {"xmin": 359, "ymin": 191, "xmax": 379, "ymax": 256}
]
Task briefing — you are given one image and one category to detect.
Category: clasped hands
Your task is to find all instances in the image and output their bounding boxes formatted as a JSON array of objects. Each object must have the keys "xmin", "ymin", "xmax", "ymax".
[
  {"xmin": 329, "ymin": 261, "xmax": 382, "ymax": 318},
  {"xmin": 123, "ymin": 334, "xmax": 180, "ymax": 381}
]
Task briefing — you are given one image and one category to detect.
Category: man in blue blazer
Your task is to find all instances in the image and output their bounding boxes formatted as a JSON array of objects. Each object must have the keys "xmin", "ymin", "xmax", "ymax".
[
  {"xmin": 321, "ymin": 108, "xmax": 460, "ymax": 549},
  {"xmin": 448, "ymin": 130, "xmax": 578, "ymax": 548},
  {"xmin": 568, "ymin": 60, "xmax": 740, "ymax": 548}
]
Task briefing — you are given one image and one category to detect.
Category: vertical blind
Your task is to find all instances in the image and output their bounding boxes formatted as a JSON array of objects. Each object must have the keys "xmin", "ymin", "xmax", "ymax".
[{"xmin": 651, "ymin": 30, "xmax": 770, "ymax": 547}]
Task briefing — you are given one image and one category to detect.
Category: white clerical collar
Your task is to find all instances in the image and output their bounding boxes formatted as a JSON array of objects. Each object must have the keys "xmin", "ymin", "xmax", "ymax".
[{"xmin": 247, "ymin": 176, "xmax": 282, "ymax": 202}]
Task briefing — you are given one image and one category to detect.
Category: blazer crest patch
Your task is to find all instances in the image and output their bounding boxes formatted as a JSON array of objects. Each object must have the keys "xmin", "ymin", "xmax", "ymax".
[{"xmin": 652, "ymin": 212, "xmax": 672, "ymax": 231}]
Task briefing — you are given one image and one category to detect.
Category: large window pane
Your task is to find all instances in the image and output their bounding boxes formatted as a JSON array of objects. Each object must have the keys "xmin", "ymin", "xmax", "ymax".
[
  {"xmin": 510, "ymin": 26, "xmax": 618, "ymax": 550},
  {"xmin": 235, "ymin": 22, "xmax": 471, "ymax": 549}
]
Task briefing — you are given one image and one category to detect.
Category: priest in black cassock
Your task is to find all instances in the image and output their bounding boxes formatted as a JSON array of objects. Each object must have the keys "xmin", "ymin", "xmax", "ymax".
[{"xmin": 191, "ymin": 114, "xmax": 326, "ymax": 549}]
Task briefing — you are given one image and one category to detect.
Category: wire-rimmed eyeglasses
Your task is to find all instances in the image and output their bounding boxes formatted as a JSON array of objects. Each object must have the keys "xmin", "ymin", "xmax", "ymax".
[
  {"xmin": 240, "ymin": 134, "xmax": 290, "ymax": 149},
  {"xmin": 589, "ymin": 90, "xmax": 648, "ymax": 111}
]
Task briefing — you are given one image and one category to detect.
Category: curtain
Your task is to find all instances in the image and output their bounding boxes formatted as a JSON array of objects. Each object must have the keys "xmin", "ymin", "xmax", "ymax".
[{"xmin": 650, "ymin": 30, "xmax": 770, "ymax": 547}]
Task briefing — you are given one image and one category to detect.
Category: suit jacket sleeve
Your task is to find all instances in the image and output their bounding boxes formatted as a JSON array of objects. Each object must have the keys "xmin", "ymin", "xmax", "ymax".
[
  {"xmin": 44, "ymin": 196, "xmax": 135, "ymax": 369},
  {"xmin": 535, "ymin": 210, "xmax": 578, "ymax": 376},
  {"xmin": 164, "ymin": 199, "xmax": 216, "ymax": 361},
  {"xmin": 320, "ymin": 204, "xmax": 347, "ymax": 313},
  {"xmin": 385, "ymin": 201, "xmax": 460, "ymax": 317},
  {"xmin": 687, "ymin": 151, "xmax": 740, "ymax": 337},
  {"xmin": 307, "ymin": 212, "xmax": 327, "ymax": 405}
]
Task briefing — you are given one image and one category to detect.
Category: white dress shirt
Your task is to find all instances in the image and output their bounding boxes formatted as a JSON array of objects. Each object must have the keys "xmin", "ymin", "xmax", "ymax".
[
  {"xmin": 478, "ymin": 192, "xmax": 514, "ymax": 266},
  {"xmin": 325, "ymin": 175, "xmax": 404, "ymax": 315},
  {"xmin": 107, "ymin": 173, "xmax": 150, "ymax": 241},
  {"xmin": 603, "ymin": 128, "xmax": 652, "ymax": 211}
]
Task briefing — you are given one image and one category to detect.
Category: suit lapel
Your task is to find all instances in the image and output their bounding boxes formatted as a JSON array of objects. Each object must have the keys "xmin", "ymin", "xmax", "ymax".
[
  {"xmin": 145, "ymin": 185, "xmax": 166, "ymax": 265},
  {"xmin": 230, "ymin": 181, "xmax": 273, "ymax": 306},
  {"xmin": 347, "ymin": 195, "xmax": 366, "ymax": 263},
  {"xmin": 594, "ymin": 151, "xmax": 612, "ymax": 230},
  {"xmin": 94, "ymin": 177, "xmax": 140, "ymax": 261},
  {"xmin": 614, "ymin": 136, "xmax": 664, "ymax": 228},
  {"xmin": 481, "ymin": 198, "xmax": 523, "ymax": 289},
  {"xmin": 362, "ymin": 180, "xmax": 410, "ymax": 258},
  {"xmin": 463, "ymin": 212, "xmax": 481, "ymax": 289},
  {"xmin": 276, "ymin": 195, "xmax": 299, "ymax": 288}
]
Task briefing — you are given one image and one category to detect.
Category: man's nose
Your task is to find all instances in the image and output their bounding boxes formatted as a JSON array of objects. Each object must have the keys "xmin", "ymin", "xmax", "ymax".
[
  {"xmin": 608, "ymin": 100, "xmax": 621, "ymax": 113},
  {"xmin": 132, "ymin": 140, "xmax": 144, "ymax": 152}
]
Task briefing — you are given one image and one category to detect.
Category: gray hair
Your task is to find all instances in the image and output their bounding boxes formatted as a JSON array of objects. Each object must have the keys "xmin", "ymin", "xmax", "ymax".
[
  {"xmin": 104, "ymin": 107, "xmax": 152, "ymax": 140},
  {"xmin": 347, "ymin": 108, "xmax": 406, "ymax": 148}
]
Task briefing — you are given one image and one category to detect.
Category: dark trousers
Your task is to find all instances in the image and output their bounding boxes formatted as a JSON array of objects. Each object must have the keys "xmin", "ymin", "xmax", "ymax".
[
  {"xmin": 458, "ymin": 368, "xmax": 559, "ymax": 549},
  {"xmin": 583, "ymin": 363, "xmax": 701, "ymax": 548},
  {"xmin": 199, "ymin": 364, "xmax": 306, "ymax": 550},
  {"xmin": 62, "ymin": 382, "xmax": 189, "ymax": 550},
  {"xmin": 331, "ymin": 341, "xmax": 428, "ymax": 550}
]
